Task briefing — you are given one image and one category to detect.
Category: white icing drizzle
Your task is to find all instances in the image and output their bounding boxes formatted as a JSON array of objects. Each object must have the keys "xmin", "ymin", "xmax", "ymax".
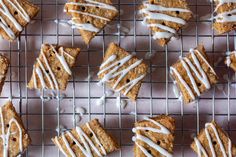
[
  {"xmin": 97, "ymin": 54, "xmax": 145, "ymax": 96},
  {"xmin": 51, "ymin": 45, "xmax": 73, "ymax": 75},
  {"xmin": 33, "ymin": 45, "xmax": 74, "ymax": 90},
  {"xmin": 140, "ymin": 1, "xmax": 191, "ymax": 39},
  {"xmin": 170, "ymin": 48, "xmax": 216, "ymax": 101},
  {"xmin": 133, "ymin": 117, "xmax": 170, "ymax": 134},
  {"xmin": 35, "ymin": 66, "xmax": 47, "ymax": 89},
  {"xmin": 226, "ymin": 51, "xmax": 236, "ymax": 67},
  {"xmin": 0, "ymin": 0, "xmax": 30, "ymax": 39},
  {"xmin": 194, "ymin": 122, "xmax": 232, "ymax": 157},
  {"xmin": 213, "ymin": 0, "xmax": 236, "ymax": 23},
  {"xmin": 68, "ymin": 18, "xmax": 100, "ymax": 32},
  {"xmin": 132, "ymin": 117, "xmax": 172, "ymax": 157},
  {"xmin": 0, "ymin": 105, "xmax": 23, "ymax": 157},
  {"xmin": 66, "ymin": 0, "xmax": 117, "ymax": 11},
  {"xmin": 214, "ymin": 0, "xmax": 236, "ymax": 12},
  {"xmin": 65, "ymin": 0, "xmax": 117, "ymax": 32},
  {"xmin": 33, "ymin": 66, "xmax": 37, "ymax": 88},
  {"xmin": 54, "ymin": 124, "xmax": 105, "ymax": 157}
]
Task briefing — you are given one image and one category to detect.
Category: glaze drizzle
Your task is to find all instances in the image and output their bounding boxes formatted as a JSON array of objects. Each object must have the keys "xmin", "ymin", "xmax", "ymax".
[
  {"xmin": 0, "ymin": 103, "xmax": 23, "ymax": 157},
  {"xmin": 170, "ymin": 48, "xmax": 216, "ymax": 101},
  {"xmin": 140, "ymin": 1, "xmax": 191, "ymax": 40},
  {"xmin": 132, "ymin": 117, "xmax": 173, "ymax": 157},
  {"xmin": 65, "ymin": 0, "xmax": 117, "ymax": 32},
  {"xmin": 97, "ymin": 54, "xmax": 145, "ymax": 96},
  {"xmin": 194, "ymin": 122, "xmax": 232, "ymax": 157},
  {"xmin": 0, "ymin": 0, "xmax": 30, "ymax": 39},
  {"xmin": 32, "ymin": 44, "xmax": 75, "ymax": 90},
  {"xmin": 54, "ymin": 123, "xmax": 106, "ymax": 157}
]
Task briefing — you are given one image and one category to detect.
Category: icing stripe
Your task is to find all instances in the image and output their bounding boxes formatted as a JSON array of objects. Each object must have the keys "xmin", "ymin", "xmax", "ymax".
[
  {"xmin": 66, "ymin": 0, "xmax": 117, "ymax": 11},
  {"xmin": 68, "ymin": 18, "xmax": 100, "ymax": 32},
  {"xmin": 140, "ymin": 1, "xmax": 191, "ymax": 39},
  {"xmin": 213, "ymin": 0, "xmax": 236, "ymax": 23},
  {"xmin": 133, "ymin": 135, "xmax": 172, "ymax": 157}
]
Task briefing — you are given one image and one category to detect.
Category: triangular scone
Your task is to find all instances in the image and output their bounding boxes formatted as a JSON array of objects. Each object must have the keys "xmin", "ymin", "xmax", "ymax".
[
  {"xmin": 52, "ymin": 119, "xmax": 119, "ymax": 156},
  {"xmin": 0, "ymin": 54, "xmax": 9, "ymax": 95},
  {"xmin": 0, "ymin": 0, "xmax": 39, "ymax": 41},
  {"xmin": 64, "ymin": 0, "xmax": 118, "ymax": 44},
  {"xmin": 225, "ymin": 51, "xmax": 236, "ymax": 72},
  {"xmin": 0, "ymin": 101, "xmax": 31, "ymax": 156},
  {"xmin": 213, "ymin": 0, "xmax": 236, "ymax": 34},
  {"xmin": 132, "ymin": 115, "xmax": 175, "ymax": 157},
  {"xmin": 170, "ymin": 45, "xmax": 218, "ymax": 104},
  {"xmin": 97, "ymin": 42, "xmax": 148, "ymax": 101},
  {"xmin": 191, "ymin": 121, "xmax": 236, "ymax": 157},
  {"xmin": 140, "ymin": 0, "xmax": 192, "ymax": 46},
  {"xmin": 27, "ymin": 44, "xmax": 80, "ymax": 91}
]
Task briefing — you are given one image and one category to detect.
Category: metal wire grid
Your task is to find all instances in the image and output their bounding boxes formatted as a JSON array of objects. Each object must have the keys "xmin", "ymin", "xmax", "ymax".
[{"xmin": 0, "ymin": 0, "xmax": 236, "ymax": 156}]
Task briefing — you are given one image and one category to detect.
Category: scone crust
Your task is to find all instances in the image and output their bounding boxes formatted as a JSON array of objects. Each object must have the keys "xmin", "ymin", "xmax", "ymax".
[
  {"xmin": 213, "ymin": 0, "xmax": 236, "ymax": 34},
  {"xmin": 52, "ymin": 119, "xmax": 119, "ymax": 157},
  {"xmin": 98, "ymin": 42, "xmax": 148, "ymax": 101},
  {"xmin": 27, "ymin": 44, "xmax": 80, "ymax": 91},
  {"xmin": 140, "ymin": 0, "xmax": 192, "ymax": 46},
  {"xmin": 64, "ymin": 0, "xmax": 118, "ymax": 44},
  {"xmin": 191, "ymin": 121, "xmax": 236, "ymax": 157},
  {"xmin": 0, "ymin": 101, "xmax": 31, "ymax": 157},
  {"xmin": 134, "ymin": 115, "xmax": 175, "ymax": 157},
  {"xmin": 171, "ymin": 45, "xmax": 218, "ymax": 104},
  {"xmin": 0, "ymin": 0, "xmax": 39, "ymax": 40}
]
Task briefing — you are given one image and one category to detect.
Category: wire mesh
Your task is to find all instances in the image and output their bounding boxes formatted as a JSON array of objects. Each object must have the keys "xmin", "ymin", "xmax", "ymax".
[{"xmin": 0, "ymin": 0, "xmax": 235, "ymax": 156}]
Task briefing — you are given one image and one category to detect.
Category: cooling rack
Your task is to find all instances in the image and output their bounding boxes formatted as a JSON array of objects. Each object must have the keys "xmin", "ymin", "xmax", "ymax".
[{"xmin": 0, "ymin": 0, "xmax": 236, "ymax": 156}]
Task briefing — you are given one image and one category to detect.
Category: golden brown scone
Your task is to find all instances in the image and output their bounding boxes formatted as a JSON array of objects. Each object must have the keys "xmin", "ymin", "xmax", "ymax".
[
  {"xmin": 132, "ymin": 115, "xmax": 175, "ymax": 157},
  {"xmin": 0, "ymin": 54, "xmax": 9, "ymax": 95},
  {"xmin": 97, "ymin": 42, "xmax": 148, "ymax": 101},
  {"xmin": 225, "ymin": 51, "xmax": 236, "ymax": 72},
  {"xmin": 191, "ymin": 121, "xmax": 236, "ymax": 157},
  {"xmin": 139, "ymin": 0, "xmax": 192, "ymax": 46},
  {"xmin": 52, "ymin": 119, "xmax": 119, "ymax": 157},
  {"xmin": 0, "ymin": 0, "xmax": 39, "ymax": 41},
  {"xmin": 0, "ymin": 101, "xmax": 31, "ymax": 157},
  {"xmin": 27, "ymin": 44, "xmax": 80, "ymax": 91},
  {"xmin": 64, "ymin": 0, "xmax": 118, "ymax": 44},
  {"xmin": 213, "ymin": 0, "xmax": 236, "ymax": 34},
  {"xmin": 170, "ymin": 45, "xmax": 218, "ymax": 104}
]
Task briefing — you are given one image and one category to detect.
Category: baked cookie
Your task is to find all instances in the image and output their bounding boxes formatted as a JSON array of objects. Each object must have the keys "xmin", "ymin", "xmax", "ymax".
[
  {"xmin": 64, "ymin": 0, "xmax": 118, "ymax": 44},
  {"xmin": 27, "ymin": 44, "xmax": 80, "ymax": 91},
  {"xmin": 225, "ymin": 51, "xmax": 236, "ymax": 72},
  {"xmin": 52, "ymin": 119, "xmax": 119, "ymax": 157},
  {"xmin": 191, "ymin": 121, "xmax": 236, "ymax": 157},
  {"xmin": 0, "ymin": 101, "xmax": 31, "ymax": 157},
  {"xmin": 97, "ymin": 42, "xmax": 148, "ymax": 101},
  {"xmin": 132, "ymin": 115, "xmax": 175, "ymax": 157},
  {"xmin": 139, "ymin": 0, "xmax": 192, "ymax": 46},
  {"xmin": 170, "ymin": 45, "xmax": 218, "ymax": 104},
  {"xmin": 0, "ymin": 54, "xmax": 9, "ymax": 95},
  {"xmin": 213, "ymin": 0, "xmax": 236, "ymax": 34},
  {"xmin": 0, "ymin": 0, "xmax": 39, "ymax": 41}
]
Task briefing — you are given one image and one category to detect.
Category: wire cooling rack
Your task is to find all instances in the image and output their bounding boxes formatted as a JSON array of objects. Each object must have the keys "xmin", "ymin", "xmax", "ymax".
[{"xmin": 0, "ymin": 0, "xmax": 236, "ymax": 156}]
